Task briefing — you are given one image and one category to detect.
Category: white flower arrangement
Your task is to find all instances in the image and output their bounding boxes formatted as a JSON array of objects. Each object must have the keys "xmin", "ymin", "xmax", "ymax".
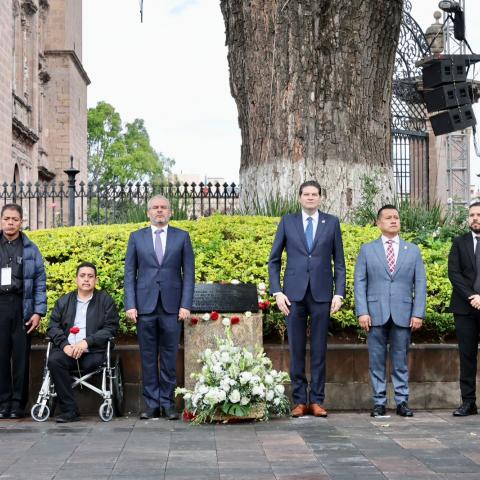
[{"xmin": 176, "ymin": 326, "xmax": 290, "ymax": 424}]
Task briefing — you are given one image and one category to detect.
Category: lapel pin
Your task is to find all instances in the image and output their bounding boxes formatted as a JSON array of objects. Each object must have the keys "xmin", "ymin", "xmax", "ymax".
[
  {"xmin": 321, "ymin": 220, "xmax": 325, "ymax": 224},
  {"xmin": 404, "ymin": 246, "xmax": 408, "ymax": 250}
]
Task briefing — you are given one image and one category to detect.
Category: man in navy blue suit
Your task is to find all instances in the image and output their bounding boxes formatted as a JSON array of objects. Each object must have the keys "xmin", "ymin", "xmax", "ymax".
[
  {"xmin": 269, "ymin": 180, "xmax": 346, "ymax": 417},
  {"xmin": 124, "ymin": 195, "xmax": 195, "ymax": 420}
]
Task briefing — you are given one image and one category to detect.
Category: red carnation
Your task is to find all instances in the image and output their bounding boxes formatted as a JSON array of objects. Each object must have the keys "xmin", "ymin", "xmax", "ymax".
[
  {"xmin": 182, "ymin": 409, "xmax": 196, "ymax": 422},
  {"xmin": 190, "ymin": 317, "xmax": 199, "ymax": 325},
  {"xmin": 210, "ymin": 311, "xmax": 219, "ymax": 321},
  {"xmin": 264, "ymin": 300, "xmax": 271, "ymax": 307},
  {"xmin": 231, "ymin": 316, "xmax": 240, "ymax": 325},
  {"xmin": 70, "ymin": 326, "xmax": 80, "ymax": 335}
]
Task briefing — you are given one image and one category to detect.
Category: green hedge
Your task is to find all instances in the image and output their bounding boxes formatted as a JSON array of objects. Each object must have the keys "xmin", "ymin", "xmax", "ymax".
[{"xmin": 28, "ymin": 216, "xmax": 454, "ymax": 339}]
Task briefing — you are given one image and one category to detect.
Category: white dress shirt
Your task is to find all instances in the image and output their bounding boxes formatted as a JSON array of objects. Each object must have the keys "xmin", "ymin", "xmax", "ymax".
[
  {"xmin": 151, "ymin": 224, "xmax": 169, "ymax": 254},
  {"xmin": 67, "ymin": 294, "xmax": 93, "ymax": 346},
  {"xmin": 381, "ymin": 234, "xmax": 400, "ymax": 263}
]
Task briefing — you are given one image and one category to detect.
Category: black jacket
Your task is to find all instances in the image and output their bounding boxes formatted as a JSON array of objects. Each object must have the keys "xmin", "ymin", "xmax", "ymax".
[
  {"xmin": 448, "ymin": 232, "xmax": 478, "ymax": 315},
  {"xmin": 47, "ymin": 290, "xmax": 119, "ymax": 352}
]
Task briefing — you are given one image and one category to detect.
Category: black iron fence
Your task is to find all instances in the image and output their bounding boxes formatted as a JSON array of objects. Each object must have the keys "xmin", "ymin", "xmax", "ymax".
[{"xmin": 0, "ymin": 179, "xmax": 240, "ymax": 230}]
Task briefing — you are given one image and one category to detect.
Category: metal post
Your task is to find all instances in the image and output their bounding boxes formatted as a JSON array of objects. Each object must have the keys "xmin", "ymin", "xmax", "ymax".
[{"xmin": 64, "ymin": 156, "xmax": 80, "ymax": 226}]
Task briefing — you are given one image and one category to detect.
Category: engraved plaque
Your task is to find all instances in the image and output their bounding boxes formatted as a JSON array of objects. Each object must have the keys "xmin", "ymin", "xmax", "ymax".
[{"xmin": 191, "ymin": 283, "xmax": 259, "ymax": 313}]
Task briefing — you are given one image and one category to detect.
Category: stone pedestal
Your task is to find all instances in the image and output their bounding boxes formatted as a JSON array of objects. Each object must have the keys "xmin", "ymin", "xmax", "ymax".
[{"xmin": 183, "ymin": 313, "xmax": 263, "ymax": 389}]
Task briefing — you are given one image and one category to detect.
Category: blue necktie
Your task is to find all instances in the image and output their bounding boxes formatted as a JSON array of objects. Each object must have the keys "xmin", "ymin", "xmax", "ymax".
[
  {"xmin": 305, "ymin": 217, "xmax": 313, "ymax": 252},
  {"xmin": 154, "ymin": 229, "xmax": 164, "ymax": 265}
]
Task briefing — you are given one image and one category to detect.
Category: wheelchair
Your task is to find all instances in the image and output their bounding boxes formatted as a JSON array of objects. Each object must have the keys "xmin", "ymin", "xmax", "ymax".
[{"xmin": 31, "ymin": 337, "xmax": 125, "ymax": 422}]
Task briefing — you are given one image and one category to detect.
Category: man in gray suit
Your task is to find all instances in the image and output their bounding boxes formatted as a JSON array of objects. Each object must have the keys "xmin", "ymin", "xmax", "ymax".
[{"xmin": 354, "ymin": 205, "xmax": 426, "ymax": 417}]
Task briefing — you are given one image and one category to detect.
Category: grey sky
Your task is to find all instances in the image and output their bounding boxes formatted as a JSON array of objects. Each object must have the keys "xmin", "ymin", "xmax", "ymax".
[{"xmin": 83, "ymin": 1, "xmax": 480, "ymax": 183}]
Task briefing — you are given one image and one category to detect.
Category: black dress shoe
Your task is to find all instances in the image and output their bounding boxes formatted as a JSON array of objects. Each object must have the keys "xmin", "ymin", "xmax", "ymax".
[
  {"xmin": 55, "ymin": 412, "xmax": 81, "ymax": 423},
  {"xmin": 396, "ymin": 402, "xmax": 414, "ymax": 417},
  {"xmin": 162, "ymin": 406, "xmax": 179, "ymax": 420},
  {"xmin": 453, "ymin": 401, "xmax": 478, "ymax": 417},
  {"xmin": 370, "ymin": 404, "xmax": 387, "ymax": 417},
  {"xmin": 0, "ymin": 408, "xmax": 10, "ymax": 419},
  {"xmin": 140, "ymin": 407, "xmax": 160, "ymax": 420},
  {"xmin": 9, "ymin": 409, "xmax": 25, "ymax": 419}
]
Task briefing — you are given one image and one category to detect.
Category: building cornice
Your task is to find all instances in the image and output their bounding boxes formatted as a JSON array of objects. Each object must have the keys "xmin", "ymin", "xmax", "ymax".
[{"xmin": 44, "ymin": 49, "xmax": 91, "ymax": 85}]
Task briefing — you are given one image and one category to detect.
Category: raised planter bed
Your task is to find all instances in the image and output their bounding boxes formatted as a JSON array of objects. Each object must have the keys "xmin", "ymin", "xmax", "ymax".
[{"xmin": 29, "ymin": 342, "xmax": 465, "ymax": 415}]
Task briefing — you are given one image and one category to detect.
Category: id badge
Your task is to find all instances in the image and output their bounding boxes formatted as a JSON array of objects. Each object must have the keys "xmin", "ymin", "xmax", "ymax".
[{"xmin": 1, "ymin": 267, "xmax": 12, "ymax": 286}]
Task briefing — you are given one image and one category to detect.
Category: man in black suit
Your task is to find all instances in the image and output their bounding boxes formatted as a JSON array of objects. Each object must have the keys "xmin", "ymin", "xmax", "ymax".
[
  {"xmin": 47, "ymin": 262, "xmax": 119, "ymax": 423},
  {"xmin": 448, "ymin": 202, "xmax": 480, "ymax": 416}
]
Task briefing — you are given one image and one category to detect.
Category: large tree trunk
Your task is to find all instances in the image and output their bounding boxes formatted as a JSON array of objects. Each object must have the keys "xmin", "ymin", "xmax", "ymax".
[{"xmin": 220, "ymin": 0, "xmax": 403, "ymax": 218}]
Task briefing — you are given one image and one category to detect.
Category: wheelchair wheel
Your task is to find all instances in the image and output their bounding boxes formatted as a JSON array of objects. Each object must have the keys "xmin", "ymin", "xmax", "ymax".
[
  {"xmin": 112, "ymin": 356, "xmax": 125, "ymax": 417},
  {"xmin": 99, "ymin": 402, "xmax": 113, "ymax": 422},
  {"xmin": 31, "ymin": 403, "xmax": 50, "ymax": 422}
]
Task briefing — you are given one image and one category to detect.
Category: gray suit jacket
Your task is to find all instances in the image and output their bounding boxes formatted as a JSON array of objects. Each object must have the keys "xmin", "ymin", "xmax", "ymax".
[{"xmin": 354, "ymin": 237, "xmax": 426, "ymax": 327}]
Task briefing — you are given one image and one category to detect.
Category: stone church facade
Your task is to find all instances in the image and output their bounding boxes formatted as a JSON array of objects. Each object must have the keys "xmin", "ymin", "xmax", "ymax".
[{"xmin": 0, "ymin": 0, "xmax": 88, "ymax": 227}]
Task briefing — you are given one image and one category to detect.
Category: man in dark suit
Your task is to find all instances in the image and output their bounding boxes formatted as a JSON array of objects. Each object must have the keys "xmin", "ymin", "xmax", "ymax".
[
  {"xmin": 354, "ymin": 205, "xmax": 426, "ymax": 418},
  {"xmin": 124, "ymin": 195, "xmax": 195, "ymax": 420},
  {"xmin": 448, "ymin": 201, "xmax": 480, "ymax": 417},
  {"xmin": 268, "ymin": 180, "xmax": 346, "ymax": 417},
  {"xmin": 47, "ymin": 262, "xmax": 119, "ymax": 423}
]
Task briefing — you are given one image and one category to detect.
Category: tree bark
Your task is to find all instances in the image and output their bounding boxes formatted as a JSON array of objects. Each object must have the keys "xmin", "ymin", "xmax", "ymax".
[{"xmin": 220, "ymin": 0, "xmax": 403, "ymax": 218}]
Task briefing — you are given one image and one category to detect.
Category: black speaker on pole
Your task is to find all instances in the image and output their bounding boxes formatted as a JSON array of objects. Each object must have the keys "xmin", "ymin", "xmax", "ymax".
[
  {"xmin": 429, "ymin": 104, "xmax": 476, "ymax": 136},
  {"xmin": 421, "ymin": 55, "xmax": 477, "ymax": 136}
]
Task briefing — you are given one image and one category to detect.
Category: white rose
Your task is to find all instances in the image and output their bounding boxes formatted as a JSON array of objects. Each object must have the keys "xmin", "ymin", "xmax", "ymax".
[
  {"xmin": 184, "ymin": 392, "xmax": 192, "ymax": 400},
  {"xmin": 240, "ymin": 396, "xmax": 250, "ymax": 405},
  {"xmin": 244, "ymin": 311, "xmax": 252, "ymax": 318},
  {"xmin": 258, "ymin": 282, "xmax": 266, "ymax": 292},
  {"xmin": 264, "ymin": 374, "xmax": 273, "ymax": 385},
  {"xmin": 221, "ymin": 352, "xmax": 230, "ymax": 363},
  {"xmin": 275, "ymin": 384, "xmax": 285, "ymax": 395},
  {"xmin": 274, "ymin": 397, "xmax": 281, "ymax": 406},
  {"xmin": 212, "ymin": 363, "xmax": 223, "ymax": 374},
  {"xmin": 198, "ymin": 375, "xmax": 205, "ymax": 384},
  {"xmin": 202, "ymin": 313, "xmax": 211, "ymax": 321},
  {"xmin": 222, "ymin": 317, "xmax": 231, "ymax": 327},
  {"xmin": 199, "ymin": 385, "xmax": 209, "ymax": 395},
  {"xmin": 252, "ymin": 385, "xmax": 264, "ymax": 397},
  {"xmin": 266, "ymin": 390, "xmax": 274, "ymax": 401},
  {"xmin": 239, "ymin": 371, "xmax": 253, "ymax": 385},
  {"xmin": 229, "ymin": 389, "xmax": 241, "ymax": 403},
  {"xmin": 217, "ymin": 390, "xmax": 226, "ymax": 402}
]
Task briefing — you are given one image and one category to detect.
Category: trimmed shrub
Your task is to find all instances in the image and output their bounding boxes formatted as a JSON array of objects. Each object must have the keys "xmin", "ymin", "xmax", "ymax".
[{"xmin": 28, "ymin": 215, "xmax": 455, "ymax": 340}]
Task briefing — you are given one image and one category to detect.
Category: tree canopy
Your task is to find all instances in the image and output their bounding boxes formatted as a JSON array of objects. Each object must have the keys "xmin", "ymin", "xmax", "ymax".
[{"xmin": 87, "ymin": 101, "xmax": 174, "ymax": 185}]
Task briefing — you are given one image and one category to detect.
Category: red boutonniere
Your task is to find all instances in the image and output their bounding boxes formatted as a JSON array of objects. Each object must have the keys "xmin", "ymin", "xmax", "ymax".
[
  {"xmin": 210, "ymin": 311, "xmax": 219, "ymax": 321},
  {"xmin": 231, "ymin": 316, "xmax": 240, "ymax": 325},
  {"xmin": 191, "ymin": 317, "xmax": 199, "ymax": 325},
  {"xmin": 70, "ymin": 326, "xmax": 80, "ymax": 335}
]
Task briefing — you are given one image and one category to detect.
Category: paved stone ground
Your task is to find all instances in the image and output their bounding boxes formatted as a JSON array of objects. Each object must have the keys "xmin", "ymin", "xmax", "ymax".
[{"xmin": 1, "ymin": 411, "xmax": 480, "ymax": 479}]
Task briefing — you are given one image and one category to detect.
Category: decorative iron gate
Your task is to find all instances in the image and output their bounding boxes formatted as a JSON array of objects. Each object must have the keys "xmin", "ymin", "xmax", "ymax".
[{"xmin": 392, "ymin": 1, "xmax": 430, "ymax": 204}]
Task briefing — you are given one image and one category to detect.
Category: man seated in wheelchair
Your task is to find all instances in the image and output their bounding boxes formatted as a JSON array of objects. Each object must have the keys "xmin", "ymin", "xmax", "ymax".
[{"xmin": 47, "ymin": 261, "xmax": 119, "ymax": 422}]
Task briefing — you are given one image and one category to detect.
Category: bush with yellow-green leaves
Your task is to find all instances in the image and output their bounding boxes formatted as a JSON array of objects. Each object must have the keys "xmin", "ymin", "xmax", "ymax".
[{"xmin": 28, "ymin": 216, "xmax": 455, "ymax": 340}]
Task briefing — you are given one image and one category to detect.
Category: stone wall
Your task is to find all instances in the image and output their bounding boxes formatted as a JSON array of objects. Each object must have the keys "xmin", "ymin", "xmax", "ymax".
[
  {"xmin": 29, "ymin": 343, "xmax": 470, "ymax": 416},
  {"xmin": 0, "ymin": 0, "xmax": 13, "ymax": 180}
]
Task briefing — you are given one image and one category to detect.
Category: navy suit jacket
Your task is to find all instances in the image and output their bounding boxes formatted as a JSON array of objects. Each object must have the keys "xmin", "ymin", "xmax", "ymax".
[
  {"xmin": 124, "ymin": 225, "xmax": 195, "ymax": 315},
  {"xmin": 268, "ymin": 211, "xmax": 346, "ymax": 302}
]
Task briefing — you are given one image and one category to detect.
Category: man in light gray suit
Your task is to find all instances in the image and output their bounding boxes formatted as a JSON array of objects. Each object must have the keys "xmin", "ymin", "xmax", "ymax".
[{"xmin": 354, "ymin": 205, "xmax": 426, "ymax": 417}]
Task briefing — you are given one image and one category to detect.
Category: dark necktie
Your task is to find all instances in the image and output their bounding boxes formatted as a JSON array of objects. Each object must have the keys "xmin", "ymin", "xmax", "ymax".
[
  {"xmin": 305, "ymin": 217, "xmax": 314, "ymax": 252},
  {"xmin": 154, "ymin": 229, "xmax": 164, "ymax": 266},
  {"xmin": 474, "ymin": 236, "xmax": 480, "ymax": 293}
]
